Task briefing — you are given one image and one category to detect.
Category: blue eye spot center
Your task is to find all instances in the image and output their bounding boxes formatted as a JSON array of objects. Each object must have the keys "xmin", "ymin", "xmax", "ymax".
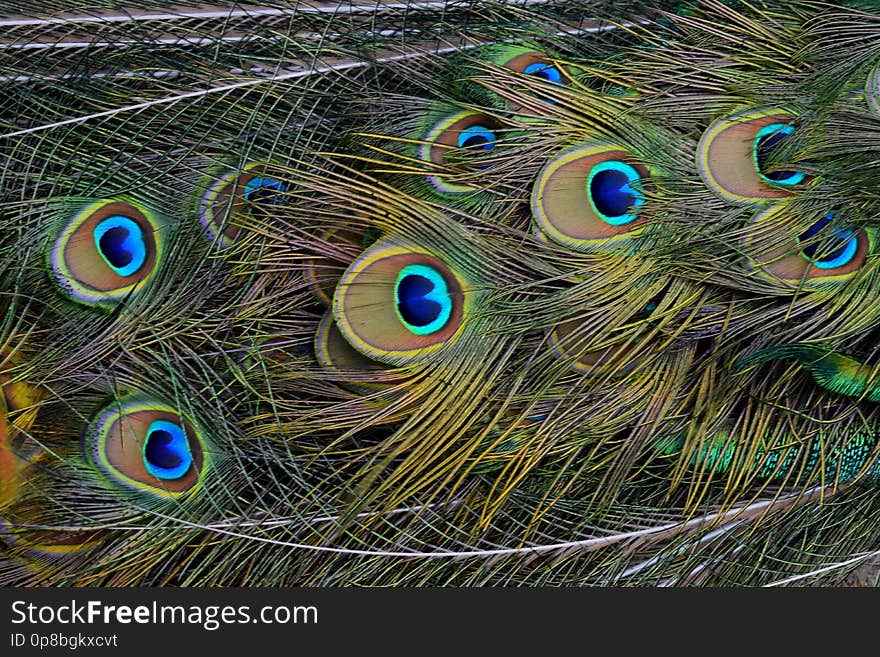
[
  {"xmin": 755, "ymin": 123, "xmax": 805, "ymax": 186},
  {"xmin": 457, "ymin": 125, "xmax": 497, "ymax": 151},
  {"xmin": 92, "ymin": 216, "xmax": 146, "ymax": 277},
  {"xmin": 797, "ymin": 213, "xmax": 859, "ymax": 269},
  {"xmin": 100, "ymin": 229, "xmax": 132, "ymax": 269},
  {"xmin": 244, "ymin": 177, "xmax": 286, "ymax": 210},
  {"xmin": 143, "ymin": 419, "xmax": 192, "ymax": 481},
  {"xmin": 395, "ymin": 264, "xmax": 454, "ymax": 336},
  {"xmin": 588, "ymin": 160, "xmax": 645, "ymax": 226},
  {"xmin": 523, "ymin": 62, "xmax": 562, "ymax": 84}
]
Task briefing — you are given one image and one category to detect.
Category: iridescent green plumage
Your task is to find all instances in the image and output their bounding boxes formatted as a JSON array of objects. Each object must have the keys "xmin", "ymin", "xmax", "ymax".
[{"xmin": 5, "ymin": 0, "xmax": 880, "ymax": 589}]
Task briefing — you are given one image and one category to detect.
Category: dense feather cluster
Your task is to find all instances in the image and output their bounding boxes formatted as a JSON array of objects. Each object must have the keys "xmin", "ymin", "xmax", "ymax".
[{"xmin": 4, "ymin": 0, "xmax": 880, "ymax": 586}]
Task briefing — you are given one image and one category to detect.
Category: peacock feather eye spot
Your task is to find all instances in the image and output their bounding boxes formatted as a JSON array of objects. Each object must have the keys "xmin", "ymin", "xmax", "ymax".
[
  {"xmin": 143, "ymin": 420, "xmax": 192, "ymax": 481},
  {"xmin": 84, "ymin": 396, "xmax": 207, "ymax": 498},
  {"xmin": 490, "ymin": 48, "xmax": 566, "ymax": 106},
  {"xmin": 523, "ymin": 62, "xmax": 562, "ymax": 84},
  {"xmin": 532, "ymin": 141, "xmax": 652, "ymax": 251},
  {"xmin": 754, "ymin": 123, "xmax": 805, "ymax": 186},
  {"xmin": 457, "ymin": 125, "xmax": 497, "ymax": 151},
  {"xmin": 588, "ymin": 161, "xmax": 645, "ymax": 225},
  {"xmin": 420, "ymin": 111, "xmax": 504, "ymax": 193},
  {"xmin": 333, "ymin": 243, "xmax": 467, "ymax": 365},
  {"xmin": 49, "ymin": 199, "xmax": 162, "ymax": 307},
  {"xmin": 494, "ymin": 48, "xmax": 564, "ymax": 85},
  {"xmin": 93, "ymin": 216, "xmax": 146, "ymax": 277},
  {"xmin": 697, "ymin": 108, "xmax": 807, "ymax": 204},
  {"xmin": 395, "ymin": 264, "xmax": 453, "ymax": 335},
  {"xmin": 797, "ymin": 213, "xmax": 859, "ymax": 269},
  {"xmin": 750, "ymin": 205, "xmax": 869, "ymax": 284},
  {"xmin": 197, "ymin": 163, "xmax": 282, "ymax": 246}
]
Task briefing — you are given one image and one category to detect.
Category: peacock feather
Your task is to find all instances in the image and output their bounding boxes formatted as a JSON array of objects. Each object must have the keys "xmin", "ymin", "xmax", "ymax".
[{"xmin": 5, "ymin": 0, "xmax": 880, "ymax": 588}]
